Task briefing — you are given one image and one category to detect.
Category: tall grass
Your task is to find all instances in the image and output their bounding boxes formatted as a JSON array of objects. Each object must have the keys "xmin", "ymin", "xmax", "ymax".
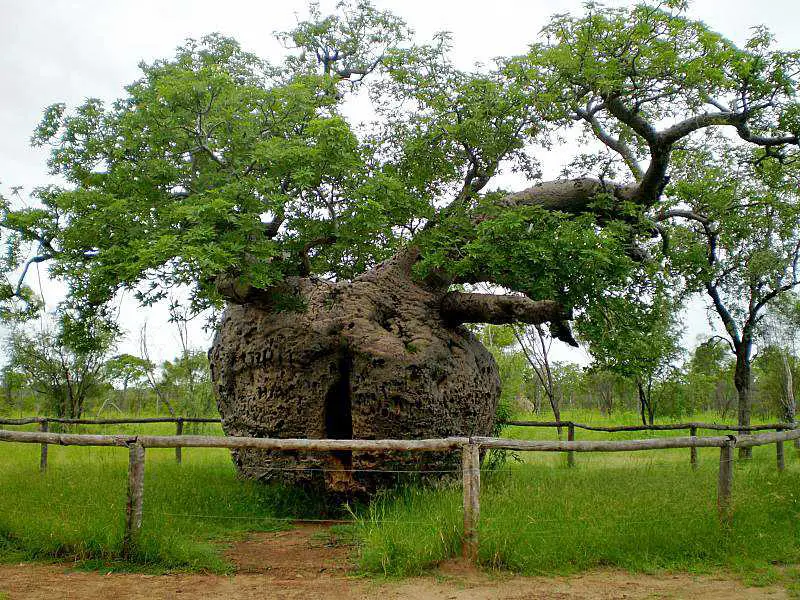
[
  {"xmin": 0, "ymin": 422, "xmax": 330, "ymax": 572},
  {"xmin": 355, "ymin": 422, "xmax": 800, "ymax": 576}
]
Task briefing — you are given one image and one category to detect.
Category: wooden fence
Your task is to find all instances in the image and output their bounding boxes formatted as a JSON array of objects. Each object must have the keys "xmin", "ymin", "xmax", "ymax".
[
  {"xmin": 1, "ymin": 425, "xmax": 799, "ymax": 562},
  {"xmin": 504, "ymin": 419, "xmax": 799, "ymax": 470}
]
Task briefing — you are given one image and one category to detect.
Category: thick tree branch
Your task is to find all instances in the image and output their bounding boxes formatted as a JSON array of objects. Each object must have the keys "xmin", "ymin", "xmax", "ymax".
[
  {"xmin": 594, "ymin": 97, "xmax": 799, "ymax": 211},
  {"xmin": 660, "ymin": 111, "xmax": 740, "ymax": 144},
  {"xmin": 735, "ymin": 121, "xmax": 799, "ymax": 147},
  {"xmin": 704, "ymin": 281, "xmax": 742, "ymax": 349},
  {"xmin": 602, "ymin": 95, "xmax": 658, "ymax": 144},
  {"xmin": 440, "ymin": 291, "xmax": 578, "ymax": 346},
  {"xmin": 441, "ymin": 291, "xmax": 565, "ymax": 325},
  {"xmin": 15, "ymin": 252, "xmax": 50, "ymax": 297},
  {"xmin": 495, "ymin": 177, "xmax": 636, "ymax": 214},
  {"xmin": 578, "ymin": 96, "xmax": 670, "ymax": 206},
  {"xmin": 215, "ymin": 273, "xmax": 308, "ymax": 306}
]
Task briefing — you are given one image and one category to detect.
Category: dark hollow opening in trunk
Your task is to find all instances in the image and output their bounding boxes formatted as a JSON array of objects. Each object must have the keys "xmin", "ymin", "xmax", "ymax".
[{"xmin": 324, "ymin": 353, "xmax": 353, "ymax": 469}]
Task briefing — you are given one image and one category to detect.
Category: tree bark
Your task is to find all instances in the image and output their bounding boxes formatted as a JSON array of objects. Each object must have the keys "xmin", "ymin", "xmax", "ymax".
[
  {"xmin": 440, "ymin": 293, "xmax": 566, "ymax": 328},
  {"xmin": 207, "ymin": 174, "xmax": 663, "ymax": 494},
  {"xmin": 495, "ymin": 178, "xmax": 637, "ymax": 215}
]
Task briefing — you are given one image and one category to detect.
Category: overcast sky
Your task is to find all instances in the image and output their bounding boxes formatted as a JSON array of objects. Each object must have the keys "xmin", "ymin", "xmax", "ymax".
[{"xmin": 1, "ymin": 0, "xmax": 799, "ymax": 364}]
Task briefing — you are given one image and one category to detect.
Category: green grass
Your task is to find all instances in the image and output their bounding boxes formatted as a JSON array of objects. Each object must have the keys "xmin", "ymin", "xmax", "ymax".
[
  {"xmin": 1, "ymin": 411, "xmax": 799, "ymax": 579},
  {"xmin": 355, "ymin": 410, "xmax": 800, "ymax": 576},
  {"xmin": 356, "ymin": 454, "xmax": 800, "ymax": 576}
]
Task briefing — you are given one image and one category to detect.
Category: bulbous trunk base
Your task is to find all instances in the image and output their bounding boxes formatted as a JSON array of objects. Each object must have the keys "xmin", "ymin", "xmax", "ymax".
[{"xmin": 209, "ymin": 255, "xmax": 500, "ymax": 495}]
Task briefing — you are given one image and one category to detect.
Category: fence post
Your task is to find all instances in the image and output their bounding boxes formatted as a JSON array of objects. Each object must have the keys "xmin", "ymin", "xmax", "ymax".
[
  {"xmin": 175, "ymin": 418, "xmax": 184, "ymax": 464},
  {"xmin": 690, "ymin": 426, "xmax": 698, "ymax": 471},
  {"xmin": 123, "ymin": 441, "xmax": 146, "ymax": 558},
  {"xmin": 776, "ymin": 429, "xmax": 785, "ymax": 472},
  {"xmin": 461, "ymin": 441, "xmax": 480, "ymax": 563},
  {"xmin": 717, "ymin": 439, "xmax": 734, "ymax": 524},
  {"xmin": 39, "ymin": 419, "xmax": 48, "ymax": 472},
  {"xmin": 567, "ymin": 424, "xmax": 576, "ymax": 467}
]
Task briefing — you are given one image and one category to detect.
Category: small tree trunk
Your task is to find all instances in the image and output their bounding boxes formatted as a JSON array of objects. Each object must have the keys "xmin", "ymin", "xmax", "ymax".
[
  {"xmin": 734, "ymin": 347, "xmax": 753, "ymax": 460},
  {"xmin": 781, "ymin": 352, "xmax": 796, "ymax": 423},
  {"xmin": 637, "ymin": 380, "xmax": 648, "ymax": 427},
  {"xmin": 646, "ymin": 379, "xmax": 655, "ymax": 426},
  {"xmin": 782, "ymin": 353, "xmax": 800, "ymax": 451}
]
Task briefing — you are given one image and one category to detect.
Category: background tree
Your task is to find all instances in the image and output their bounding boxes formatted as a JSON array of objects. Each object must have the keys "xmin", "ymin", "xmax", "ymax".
[
  {"xmin": 685, "ymin": 337, "xmax": 737, "ymax": 417},
  {"xmin": 0, "ymin": 368, "xmax": 29, "ymax": 414},
  {"xmin": 160, "ymin": 351, "xmax": 215, "ymax": 417},
  {"xmin": 103, "ymin": 353, "xmax": 152, "ymax": 414},
  {"xmin": 662, "ymin": 140, "xmax": 800, "ymax": 456},
  {"xmin": 578, "ymin": 283, "xmax": 683, "ymax": 425},
  {"xmin": 474, "ymin": 324, "xmax": 530, "ymax": 420},
  {"xmin": 514, "ymin": 324, "xmax": 564, "ymax": 433},
  {"xmin": 759, "ymin": 294, "xmax": 800, "ymax": 424},
  {"xmin": 5, "ymin": 314, "xmax": 115, "ymax": 418}
]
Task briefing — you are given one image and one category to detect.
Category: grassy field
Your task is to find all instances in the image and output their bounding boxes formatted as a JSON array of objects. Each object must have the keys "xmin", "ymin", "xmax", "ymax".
[{"xmin": 1, "ymin": 411, "xmax": 799, "ymax": 583}]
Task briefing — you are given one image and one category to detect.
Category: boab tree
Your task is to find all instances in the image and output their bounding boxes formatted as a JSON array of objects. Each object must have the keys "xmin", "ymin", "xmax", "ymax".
[{"xmin": 2, "ymin": 2, "xmax": 799, "ymax": 490}]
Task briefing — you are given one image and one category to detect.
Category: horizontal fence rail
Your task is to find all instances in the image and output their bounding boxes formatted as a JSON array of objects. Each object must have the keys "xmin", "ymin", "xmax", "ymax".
[
  {"xmin": 0, "ymin": 415, "xmax": 223, "ymax": 468},
  {"xmin": 0, "ymin": 429, "xmax": 468, "ymax": 451},
  {"xmin": 0, "ymin": 416, "xmax": 220, "ymax": 426},
  {"xmin": 5, "ymin": 428, "xmax": 798, "ymax": 452},
  {"xmin": 504, "ymin": 420, "xmax": 798, "ymax": 432},
  {"xmin": 1, "ymin": 425, "xmax": 799, "ymax": 563}
]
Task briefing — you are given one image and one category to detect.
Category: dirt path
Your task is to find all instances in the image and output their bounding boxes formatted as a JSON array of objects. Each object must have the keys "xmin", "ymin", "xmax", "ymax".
[{"xmin": 0, "ymin": 525, "xmax": 789, "ymax": 599}]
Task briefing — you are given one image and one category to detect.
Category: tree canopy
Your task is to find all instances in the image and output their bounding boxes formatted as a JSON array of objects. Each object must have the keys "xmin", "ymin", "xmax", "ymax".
[{"xmin": 2, "ymin": 1, "xmax": 799, "ymax": 345}]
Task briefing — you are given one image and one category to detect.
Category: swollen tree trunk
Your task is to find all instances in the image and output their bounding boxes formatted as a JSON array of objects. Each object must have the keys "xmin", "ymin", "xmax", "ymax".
[
  {"xmin": 210, "ymin": 250, "xmax": 573, "ymax": 494},
  {"xmin": 207, "ymin": 179, "xmax": 625, "ymax": 495}
]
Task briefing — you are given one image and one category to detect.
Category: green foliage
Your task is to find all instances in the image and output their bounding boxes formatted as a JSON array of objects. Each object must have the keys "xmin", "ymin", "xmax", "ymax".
[
  {"xmin": 159, "ymin": 351, "xmax": 215, "ymax": 417},
  {"xmin": 8, "ymin": 28, "xmax": 420, "ymax": 313},
  {"xmin": 4, "ymin": 314, "xmax": 116, "ymax": 418},
  {"xmin": 578, "ymin": 276, "xmax": 683, "ymax": 422},
  {"xmin": 513, "ymin": 2, "xmax": 799, "ymax": 138},
  {"xmin": 104, "ymin": 354, "xmax": 152, "ymax": 389},
  {"xmin": 417, "ymin": 204, "xmax": 636, "ymax": 310},
  {"xmin": 667, "ymin": 141, "xmax": 800, "ymax": 324}
]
